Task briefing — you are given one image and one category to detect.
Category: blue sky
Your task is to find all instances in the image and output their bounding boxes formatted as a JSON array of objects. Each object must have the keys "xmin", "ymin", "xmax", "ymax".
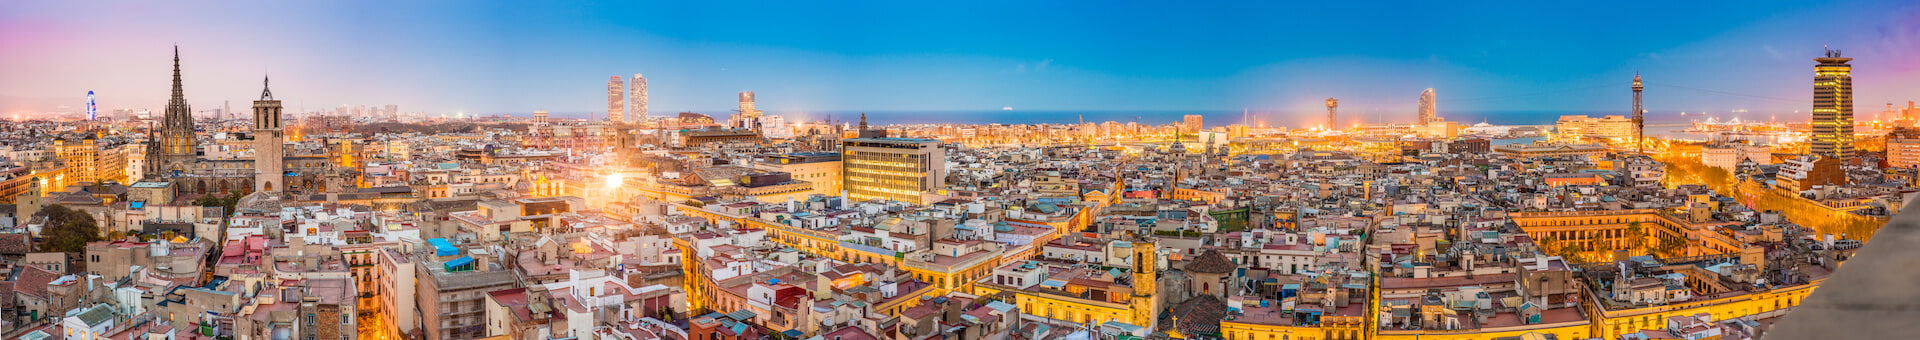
[{"xmin": 3, "ymin": 0, "xmax": 1919, "ymax": 122}]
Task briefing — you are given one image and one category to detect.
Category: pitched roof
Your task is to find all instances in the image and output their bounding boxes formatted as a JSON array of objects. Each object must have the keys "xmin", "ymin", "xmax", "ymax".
[
  {"xmin": 0, "ymin": 233, "xmax": 30, "ymax": 254},
  {"xmin": 72, "ymin": 304, "xmax": 114, "ymax": 327},
  {"xmin": 1184, "ymin": 249, "xmax": 1237, "ymax": 274},
  {"xmin": 12, "ymin": 266, "xmax": 59, "ymax": 298},
  {"xmin": 1166, "ymin": 294, "xmax": 1228, "ymax": 334}
]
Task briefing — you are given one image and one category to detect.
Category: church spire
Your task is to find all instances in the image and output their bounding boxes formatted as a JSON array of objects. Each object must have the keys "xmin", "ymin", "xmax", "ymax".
[
  {"xmin": 170, "ymin": 45, "xmax": 184, "ymax": 106},
  {"xmin": 858, "ymin": 112, "xmax": 869, "ymax": 131},
  {"xmin": 260, "ymin": 75, "xmax": 274, "ymax": 100}
]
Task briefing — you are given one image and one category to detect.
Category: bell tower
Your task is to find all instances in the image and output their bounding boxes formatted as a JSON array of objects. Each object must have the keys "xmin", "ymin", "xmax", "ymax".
[
  {"xmin": 1130, "ymin": 236, "xmax": 1159, "ymax": 328},
  {"xmin": 253, "ymin": 76, "xmax": 285, "ymax": 192}
]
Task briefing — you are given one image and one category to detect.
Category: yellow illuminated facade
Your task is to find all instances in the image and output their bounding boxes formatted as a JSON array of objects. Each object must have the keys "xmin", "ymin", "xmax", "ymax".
[
  {"xmin": 1811, "ymin": 50, "xmax": 1854, "ymax": 161},
  {"xmin": 842, "ymin": 138, "xmax": 944, "ymax": 204}
]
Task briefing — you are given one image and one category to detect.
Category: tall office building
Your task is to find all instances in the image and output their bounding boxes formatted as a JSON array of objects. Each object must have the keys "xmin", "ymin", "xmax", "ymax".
[
  {"xmin": 607, "ymin": 76, "xmax": 626, "ymax": 123},
  {"xmin": 842, "ymin": 135, "xmax": 945, "ymax": 205},
  {"xmin": 739, "ymin": 91, "xmax": 761, "ymax": 117},
  {"xmin": 630, "ymin": 74, "xmax": 648, "ymax": 119},
  {"xmin": 147, "ymin": 46, "xmax": 197, "ymax": 179},
  {"xmin": 1183, "ymin": 114, "xmax": 1204, "ymax": 134},
  {"xmin": 86, "ymin": 91, "xmax": 97, "ymax": 120},
  {"xmin": 1418, "ymin": 88, "xmax": 1436, "ymax": 124},
  {"xmin": 1811, "ymin": 49, "xmax": 1855, "ymax": 161},
  {"xmin": 253, "ymin": 76, "xmax": 285, "ymax": 192},
  {"xmin": 736, "ymin": 91, "xmax": 763, "ymax": 130}
]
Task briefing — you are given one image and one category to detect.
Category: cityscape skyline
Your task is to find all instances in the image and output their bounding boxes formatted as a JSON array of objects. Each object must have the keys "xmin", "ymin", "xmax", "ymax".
[
  {"xmin": 5, "ymin": 3, "xmax": 1920, "ymax": 339},
  {"xmin": 3, "ymin": 1, "xmax": 1920, "ymax": 120}
]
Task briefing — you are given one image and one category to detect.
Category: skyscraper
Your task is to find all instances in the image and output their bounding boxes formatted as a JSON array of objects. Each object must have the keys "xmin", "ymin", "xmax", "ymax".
[
  {"xmin": 148, "ymin": 46, "xmax": 198, "ymax": 179},
  {"xmin": 1183, "ymin": 114, "xmax": 1204, "ymax": 134},
  {"xmin": 253, "ymin": 76, "xmax": 285, "ymax": 192},
  {"xmin": 737, "ymin": 91, "xmax": 762, "ymax": 130},
  {"xmin": 1633, "ymin": 74, "xmax": 1644, "ymax": 153},
  {"xmin": 630, "ymin": 74, "xmax": 648, "ymax": 119},
  {"xmin": 86, "ymin": 90, "xmax": 97, "ymax": 120},
  {"xmin": 1418, "ymin": 88, "xmax": 1435, "ymax": 124},
  {"xmin": 607, "ymin": 76, "xmax": 625, "ymax": 123},
  {"xmin": 1811, "ymin": 49, "xmax": 1854, "ymax": 161}
]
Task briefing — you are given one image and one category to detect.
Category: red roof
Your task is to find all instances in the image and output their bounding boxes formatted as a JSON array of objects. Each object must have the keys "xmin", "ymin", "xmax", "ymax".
[{"xmin": 13, "ymin": 266, "xmax": 61, "ymax": 298}]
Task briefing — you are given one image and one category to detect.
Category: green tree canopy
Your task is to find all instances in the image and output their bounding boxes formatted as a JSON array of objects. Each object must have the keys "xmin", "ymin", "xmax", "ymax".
[
  {"xmin": 192, "ymin": 191, "xmax": 244, "ymax": 214},
  {"xmin": 39, "ymin": 204, "xmax": 102, "ymax": 253}
]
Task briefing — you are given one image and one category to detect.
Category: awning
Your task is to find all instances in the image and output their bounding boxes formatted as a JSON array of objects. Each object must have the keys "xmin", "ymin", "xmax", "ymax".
[{"xmin": 444, "ymin": 256, "xmax": 474, "ymax": 270}]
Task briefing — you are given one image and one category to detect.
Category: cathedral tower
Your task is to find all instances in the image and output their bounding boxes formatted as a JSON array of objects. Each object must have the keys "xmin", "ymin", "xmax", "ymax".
[
  {"xmin": 149, "ymin": 46, "xmax": 198, "ymax": 179},
  {"xmin": 253, "ymin": 76, "xmax": 285, "ymax": 192}
]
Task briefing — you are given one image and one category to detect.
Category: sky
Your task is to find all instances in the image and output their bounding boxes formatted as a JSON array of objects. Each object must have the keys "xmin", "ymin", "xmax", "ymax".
[{"xmin": 3, "ymin": 0, "xmax": 1920, "ymax": 124}]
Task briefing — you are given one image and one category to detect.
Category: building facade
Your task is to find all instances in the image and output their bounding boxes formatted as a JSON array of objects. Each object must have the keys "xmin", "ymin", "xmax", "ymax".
[
  {"xmin": 608, "ymin": 75, "xmax": 626, "ymax": 123},
  {"xmin": 1889, "ymin": 127, "xmax": 1920, "ymax": 169},
  {"xmin": 1555, "ymin": 115, "xmax": 1636, "ymax": 142},
  {"xmin": 1418, "ymin": 88, "xmax": 1436, "ymax": 124},
  {"xmin": 841, "ymin": 138, "xmax": 945, "ymax": 205},
  {"xmin": 1811, "ymin": 49, "xmax": 1854, "ymax": 160}
]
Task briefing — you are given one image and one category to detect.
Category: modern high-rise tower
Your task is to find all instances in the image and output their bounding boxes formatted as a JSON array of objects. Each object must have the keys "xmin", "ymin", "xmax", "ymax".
[
  {"xmin": 1183, "ymin": 114, "xmax": 1204, "ymax": 133},
  {"xmin": 1811, "ymin": 48, "xmax": 1855, "ymax": 161},
  {"xmin": 607, "ymin": 76, "xmax": 626, "ymax": 123},
  {"xmin": 1633, "ymin": 74, "xmax": 1644, "ymax": 153},
  {"xmin": 86, "ymin": 91, "xmax": 97, "ymax": 121},
  {"xmin": 630, "ymin": 74, "xmax": 648, "ymax": 119},
  {"xmin": 147, "ymin": 46, "xmax": 198, "ymax": 179},
  {"xmin": 739, "ymin": 92, "xmax": 761, "ymax": 117},
  {"xmin": 253, "ymin": 76, "xmax": 285, "ymax": 192},
  {"xmin": 1325, "ymin": 98, "xmax": 1340, "ymax": 130},
  {"xmin": 1418, "ymin": 88, "xmax": 1436, "ymax": 124},
  {"xmin": 736, "ymin": 91, "xmax": 762, "ymax": 130}
]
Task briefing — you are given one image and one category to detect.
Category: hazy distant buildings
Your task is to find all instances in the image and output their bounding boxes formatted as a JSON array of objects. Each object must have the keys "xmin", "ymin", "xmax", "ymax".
[
  {"xmin": 1703, "ymin": 142, "xmax": 1773, "ymax": 171},
  {"xmin": 607, "ymin": 75, "xmax": 626, "ymax": 123},
  {"xmin": 1556, "ymin": 115, "xmax": 1635, "ymax": 141},
  {"xmin": 1811, "ymin": 49, "xmax": 1855, "ymax": 161},
  {"xmin": 1418, "ymin": 88, "xmax": 1436, "ymax": 124},
  {"xmin": 1888, "ymin": 127, "xmax": 1920, "ymax": 169},
  {"xmin": 734, "ymin": 91, "xmax": 763, "ymax": 130},
  {"xmin": 630, "ymin": 73, "xmax": 648, "ymax": 119},
  {"xmin": 1183, "ymin": 114, "xmax": 1203, "ymax": 134}
]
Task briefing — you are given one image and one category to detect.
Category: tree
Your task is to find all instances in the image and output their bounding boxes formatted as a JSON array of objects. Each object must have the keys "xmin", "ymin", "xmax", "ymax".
[
  {"xmin": 192, "ymin": 191, "xmax": 244, "ymax": 213},
  {"xmin": 1624, "ymin": 222, "xmax": 1648, "ymax": 253},
  {"xmin": 39, "ymin": 204, "xmax": 102, "ymax": 254}
]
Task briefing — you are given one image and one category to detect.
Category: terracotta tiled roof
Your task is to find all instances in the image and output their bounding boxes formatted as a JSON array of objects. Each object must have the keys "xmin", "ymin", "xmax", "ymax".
[
  {"xmin": 1184, "ymin": 249, "xmax": 1237, "ymax": 274},
  {"xmin": 1167, "ymin": 294, "xmax": 1228, "ymax": 334},
  {"xmin": 0, "ymin": 234, "xmax": 29, "ymax": 255},
  {"xmin": 13, "ymin": 266, "xmax": 59, "ymax": 298}
]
